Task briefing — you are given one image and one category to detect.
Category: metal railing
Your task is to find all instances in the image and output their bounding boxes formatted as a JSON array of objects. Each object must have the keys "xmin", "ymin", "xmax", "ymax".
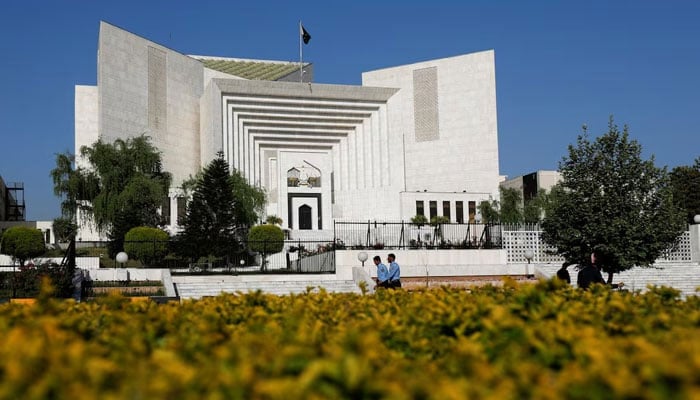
[{"xmin": 333, "ymin": 221, "xmax": 503, "ymax": 249}]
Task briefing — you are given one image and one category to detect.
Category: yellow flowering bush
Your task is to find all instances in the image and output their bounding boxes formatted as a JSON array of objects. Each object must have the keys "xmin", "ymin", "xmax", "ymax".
[{"xmin": 0, "ymin": 279, "xmax": 699, "ymax": 399}]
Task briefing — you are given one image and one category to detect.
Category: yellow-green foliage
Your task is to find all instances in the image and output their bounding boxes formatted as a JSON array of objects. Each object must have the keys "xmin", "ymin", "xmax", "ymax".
[{"xmin": 0, "ymin": 281, "xmax": 699, "ymax": 399}]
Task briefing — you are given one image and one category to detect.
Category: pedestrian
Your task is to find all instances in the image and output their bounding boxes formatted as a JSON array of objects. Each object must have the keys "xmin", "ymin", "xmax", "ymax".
[
  {"xmin": 373, "ymin": 255, "xmax": 389, "ymax": 289},
  {"xmin": 387, "ymin": 253, "xmax": 401, "ymax": 289},
  {"xmin": 577, "ymin": 249, "xmax": 624, "ymax": 290},
  {"xmin": 556, "ymin": 262, "xmax": 571, "ymax": 284}
]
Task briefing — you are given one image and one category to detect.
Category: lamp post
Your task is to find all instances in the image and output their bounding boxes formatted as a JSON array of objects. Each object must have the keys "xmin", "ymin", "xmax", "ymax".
[
  {"xmin": 357, "ymin": 251, "xmax": 368, "ymax": 267},
  {"xmin": 116, "ymin": 252, "xmax": 128, "ymax": 268},
  {"xmin": 524, "ymin": 249, "xmax": 534, "ymax": 276}
]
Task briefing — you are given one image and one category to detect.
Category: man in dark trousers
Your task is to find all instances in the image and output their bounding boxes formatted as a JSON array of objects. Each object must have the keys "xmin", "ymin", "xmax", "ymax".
[
  {"xmin": 577, "ymin": 250, "xmax": 624, "ymax": 290},
  {"xmin": 556, "ymin": 262, "xmax": 571, "ymax": 284},
  {"xmin": 387, "ymin": 253, "xmax": 401, "ymax": 289}
]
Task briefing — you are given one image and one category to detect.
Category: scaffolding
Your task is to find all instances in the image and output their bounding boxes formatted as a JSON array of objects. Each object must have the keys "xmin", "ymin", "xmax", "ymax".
[{"xmin": 4, "ymin": 181, "xmax": 25, "ymax": 221}]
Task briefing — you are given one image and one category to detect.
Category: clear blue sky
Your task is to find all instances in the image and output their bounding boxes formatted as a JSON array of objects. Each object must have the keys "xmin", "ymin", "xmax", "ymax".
[{"xmin": 1, "ymin": 1, "xmax": 698, "ymax": 220}]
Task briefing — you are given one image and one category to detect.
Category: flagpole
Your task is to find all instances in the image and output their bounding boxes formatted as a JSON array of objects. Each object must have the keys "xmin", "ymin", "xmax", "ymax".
[{"xmin": 299, "ymin": 20, "xmax": 303, "ymax": 83}]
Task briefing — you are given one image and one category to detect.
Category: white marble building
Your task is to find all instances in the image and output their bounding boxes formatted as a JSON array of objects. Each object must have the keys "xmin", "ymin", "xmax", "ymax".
[{"xmin": 75, "ymin": 22, "xmax": 501, "ymax": 239}]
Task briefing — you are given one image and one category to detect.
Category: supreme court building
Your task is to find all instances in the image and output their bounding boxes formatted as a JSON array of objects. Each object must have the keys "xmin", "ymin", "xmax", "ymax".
[{"xmin": 75, "ymin": 22, "xmax": 501, "ymax": 239}]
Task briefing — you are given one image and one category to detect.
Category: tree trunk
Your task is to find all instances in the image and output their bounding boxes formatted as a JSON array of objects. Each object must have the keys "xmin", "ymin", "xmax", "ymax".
[{"xmin": 607, "ymin": 271, "xmax": 614, "ymax": 284}]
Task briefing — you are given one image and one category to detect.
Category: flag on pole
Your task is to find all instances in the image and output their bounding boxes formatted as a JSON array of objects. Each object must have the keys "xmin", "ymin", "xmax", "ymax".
[{"xmin": 301, "ymin": 24, "xmax": 311, "ymax": 44}]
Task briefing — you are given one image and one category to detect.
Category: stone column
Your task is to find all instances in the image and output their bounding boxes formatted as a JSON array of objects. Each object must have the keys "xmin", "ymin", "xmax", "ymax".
[{"xmin": 691, "ymin": 217, "xmax": 700, "ymax": 264}]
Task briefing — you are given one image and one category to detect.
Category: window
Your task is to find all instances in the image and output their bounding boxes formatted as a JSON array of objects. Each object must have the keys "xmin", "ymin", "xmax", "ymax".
[
  {"xmin": 456, "ymin": 201, "xmax": 464, "ymax": 223},
  {"xmin": 177, "ymin": 197, "xmax": 187, "ymax": 225},
  {"xmin": 443, "ymin": 201, "xmax": 451, "ymax": 221},
  {"xmin": 162, "ymin": 196, "xmax": 171, "ymax": 225},
  {"xmin": 429, "ymin": 201, "xmax": 437, "ymax": 220},
  {"xmin": 468, "ymin": 201, "xmax": 476, "ymax": 223},
  {"xmin": 416, "ymin": 200, "xmax": 424, "ymax": 216}
]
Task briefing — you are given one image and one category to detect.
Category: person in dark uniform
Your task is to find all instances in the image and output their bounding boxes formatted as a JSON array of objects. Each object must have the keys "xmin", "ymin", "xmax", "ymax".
[
  {"xmin": 556, "ymin": 262, "xmax": 571, "ymax": 284},
  {"xmin": 577, "ymin": 250, "xmax": 624, "ymax": 290}
]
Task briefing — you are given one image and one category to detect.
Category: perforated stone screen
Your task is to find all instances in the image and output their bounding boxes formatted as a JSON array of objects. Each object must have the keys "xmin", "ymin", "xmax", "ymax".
[
  {"xmin": 148, "ymin": 46, "xmax": 167, "ymax": 135},
  {"xmin": 413, "ymin": 67, "xmax": 439, "ymax": 142}
]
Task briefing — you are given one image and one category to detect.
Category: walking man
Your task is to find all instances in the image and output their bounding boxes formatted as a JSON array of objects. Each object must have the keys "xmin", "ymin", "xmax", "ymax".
[
  {"xmin": 374, "ymin": 255, "xmax": 389, "ymax": 289},
  {"xmin": 387, "ymin": 253, "xmax": 401, "ymax": 289}
]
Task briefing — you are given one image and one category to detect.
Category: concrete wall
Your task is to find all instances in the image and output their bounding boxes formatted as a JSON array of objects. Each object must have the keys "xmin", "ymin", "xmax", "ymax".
[
  {"xmin": 691, "ymin": 223, "xmax": 700, "ymax": 264},
  {"xmin": 97, "ymin": 21, "xmax": 203, "ymax": 186},
  {"xmin": 74, "ymin": 85, "xmax": 99, "ymax": 168},
  {"xmin": 335, "ymin": 249, "xmax": 517, "ymax": 281},
  {"xmin": 362, "ymin": 51, "xmax": 500, "ymax": 202}
]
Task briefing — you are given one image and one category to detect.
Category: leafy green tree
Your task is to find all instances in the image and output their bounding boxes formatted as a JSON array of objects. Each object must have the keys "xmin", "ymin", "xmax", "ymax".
[
  {"xmin": 669, "ymin": 157, "xmax": 700, "ymax": 224},
  {"xmin": 523, "ymin": 188, "xmax": 559, "ymax": 224},
  {"xmin": 499, "ymin": 187, "xmax": 523, "ymax": 224},
  {"xmin": 411, "ymin": 214, "xmax": 429, "ymax": 225},
  {"xmin": 265, "ymin": 215, "xmax": 283, "ymax": 225},
  {"xmin": 542, "ymin": 118, "xmax": 685, "ymax": 283},
  {"xmin": 178, "ymin": 152, "xmax": 265, "ymax": 260},
  {"xmin": 124, "ymin": 226, "xmax": 169, "ymax": 266},
  {"xmin": 51, "ymin": 136, "xmax": 171, "ymax": 256},
  {"xmin": 52, "ymin": 217, "xmax": 77, "ymax": 243},
  {"xmin": 478, "ymin": 199, "xmax": 499, "ymax": 223},
  {"xmin": 1, "ymin": 227, "xmax": 45, "ymax": 266},
  {"xmin": 248, "ymin": 224, "xmax": 284, "ymax": 270}
]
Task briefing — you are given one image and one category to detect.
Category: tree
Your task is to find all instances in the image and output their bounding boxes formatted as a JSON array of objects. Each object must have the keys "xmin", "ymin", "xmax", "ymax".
[
  {"xmin": 499, "ymin": 187, "xmax": 523, "ymax": 224},
  {"xmin": 51, "ymin": 136, "xmax": 171, "ymax": 256},
  {"xmin": 177, "ymin": 152, "xmax": 265, "ymax": 260},
  {"xmin": 124, "ymin": 226, "xmax": 169, "ymax": 266},
  {"xmin": 265, "ymin": 215, "xmax": 283, "ymax": 225},
  {"xmin": 478, "ymin": 199, "xmax": 499, "ymax": 223},
  {"xmin": 52, "ymin": 217, "xmax": 78, "ymax": 243},
  {"xmin": 1, "ymin": 227, "xmax": 45, "ymax": 266},
  {"xmin": 248, "ymin": 224, "xmax": 284, "ymax": 270},
  {"xmin": 541, "ymin": 118, "xmax": 685, "ymax": 283},
  {"xmin": 523, "ymin": 188, "xmax": 558, "ymax": 224},
  {"xmin": 669, "ymin": 157, "xmax": 700, "ymax": 224},
  {"xmin": 411, "ymin": 214, "xmax": 428, "ymax": 226}
]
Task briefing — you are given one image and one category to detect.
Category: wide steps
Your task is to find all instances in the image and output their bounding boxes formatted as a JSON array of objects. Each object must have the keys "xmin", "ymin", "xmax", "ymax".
[
  {"xmin": 535, "ymin": 263, "xmax": 700, "ymax": 297},
  {"xmin": 175, "ymin": 279, "xmax": 361, "ymax": 299}
]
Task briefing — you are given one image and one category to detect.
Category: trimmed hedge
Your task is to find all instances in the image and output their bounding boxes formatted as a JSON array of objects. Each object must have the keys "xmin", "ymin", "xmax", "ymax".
[
  {"xmin": 0, "ymin": 282, "xmax": 698, "ymax": 398},
  {"xmin": 124, "ymin": 227, "xmax": 169, "ymax": 266},
  {"xmin": 0, "ymin": 226, "xmax": 45, "ymax": 265},
  {"xmin": 248, "ymin": 224, "xmax": 284, "ymax": 255}
]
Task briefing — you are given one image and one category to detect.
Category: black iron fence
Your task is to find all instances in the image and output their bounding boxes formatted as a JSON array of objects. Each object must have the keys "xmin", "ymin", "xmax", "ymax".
[
  {"xmin": 62, "ymin": 239, "xmax": 337, "ymax": 274},
  {"xmin": 333, "ymin": 221, "xmax": 503, "ymax": 250}
]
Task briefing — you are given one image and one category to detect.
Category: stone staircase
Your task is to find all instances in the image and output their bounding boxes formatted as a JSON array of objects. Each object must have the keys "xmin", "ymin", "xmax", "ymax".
[
  {"xmin": 535, "ymin": 262, "xmax": 700, "ymax": 297},
  {"xmin": 173, "ymin": 276, "xmax": 362, "ymax": 299}
]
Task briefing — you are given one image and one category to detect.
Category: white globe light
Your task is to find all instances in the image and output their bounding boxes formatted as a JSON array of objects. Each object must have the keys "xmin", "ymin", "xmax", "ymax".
[
  {"xmin": 694, "ymin": 215, "xmax": 700, "ymax": 224},
  {"xmin": 357, "ymin": 252, "xmax": 368, "ymax": 263},
  {"xmin": 524, "ymin": 249, "xmax": 534, "ymax": 261},
  {"xmin": 116, "ymin": 252, "xmax": 129, "ymax": 264}
]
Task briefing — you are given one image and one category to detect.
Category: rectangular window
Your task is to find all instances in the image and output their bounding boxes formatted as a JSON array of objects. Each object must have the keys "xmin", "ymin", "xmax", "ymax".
[
  {"xmin": 443, "ymin": 201, "xmax": 451, "ymax": 221},
  {"xmin": 429, "ymin": 201, "xmax": 437, "ymax": 220},
  {"xmin": 177, "ymin": 197, "xmax": 187, "ymax": 225},
  {"xmin": 456, "ymin": 201, "xmax": 464, "ymax": 223},
  {"xmin": 468, "ymin": 201, "xmax": 476, "ymax": 223},
  {"xmin": 162, "ymin": 197, "xmax": 171, "ymax": 225},
  {"xmin": 416, "ymin": 200, "xmax": 424, "ymax": 216}
]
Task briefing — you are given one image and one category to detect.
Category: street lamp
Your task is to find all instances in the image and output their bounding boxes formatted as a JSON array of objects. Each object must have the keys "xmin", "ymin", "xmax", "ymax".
[
  {"xmin": 524, "ymin": 249, "xmax": 534, "ymax": 277},
  {"xmin": 116, "ymin": 252, "xmax": 128, "ymax": 268},
  {"xmin": 524, "ymin": 249, "xmax": 534, "ymax": 264},
  {"xmin": 694, "ymin": 215, "xmax": 700, "ymax": 224},
  {"xmin": 357, "ymin": 251, "xmax": 368, "ymax": 267}
]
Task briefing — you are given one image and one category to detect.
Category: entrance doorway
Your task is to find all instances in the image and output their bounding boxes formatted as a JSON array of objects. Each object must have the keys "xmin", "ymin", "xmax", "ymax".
[{"xmin": 299, "ymin": 205, "xmax": 312, "ymax": 230}]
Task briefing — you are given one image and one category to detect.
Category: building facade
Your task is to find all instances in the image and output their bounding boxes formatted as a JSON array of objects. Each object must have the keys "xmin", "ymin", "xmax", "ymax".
[
  {"xmin": 75, "ymin": 22, "xmax": 501, "ymax": 239},
  {"xmin": 500, "ymin": 170, "xmax": 562, "ymax": 207}
]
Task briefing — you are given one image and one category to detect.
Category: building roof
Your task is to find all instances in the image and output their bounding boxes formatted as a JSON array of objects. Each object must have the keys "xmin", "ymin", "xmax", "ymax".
[{"xmin": 196, "ymin": 57, "xmax": 308, "ymax": 81}]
